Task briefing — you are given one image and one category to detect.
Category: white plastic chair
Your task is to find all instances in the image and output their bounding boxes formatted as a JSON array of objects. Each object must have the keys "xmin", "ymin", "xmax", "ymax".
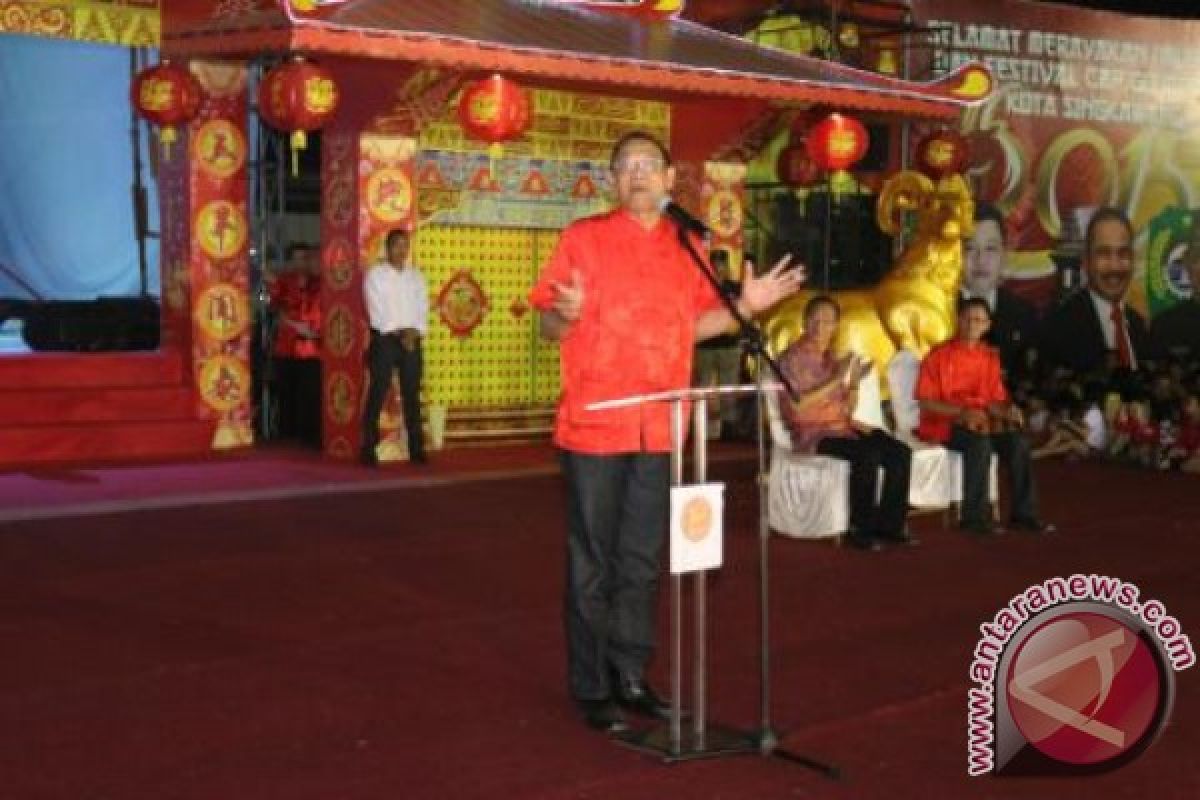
[
  {"xmin": 887, "ymin": 349, "xmax": 998, "ymax": 517},
  {"xmin": 764, "ymin": 386, "xmax": 851, "ymax": 540}
]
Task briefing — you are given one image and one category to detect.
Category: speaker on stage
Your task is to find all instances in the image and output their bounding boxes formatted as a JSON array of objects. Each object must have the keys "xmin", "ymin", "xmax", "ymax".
[{"xmin": 21, "ymin": 296, "xmax": 161, "ymax": 352}]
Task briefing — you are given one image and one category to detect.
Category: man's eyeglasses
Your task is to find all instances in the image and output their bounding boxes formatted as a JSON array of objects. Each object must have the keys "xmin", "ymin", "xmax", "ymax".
[{"xmin": 613, "ymin": 157, "xmax": 666, "ymax": 175}]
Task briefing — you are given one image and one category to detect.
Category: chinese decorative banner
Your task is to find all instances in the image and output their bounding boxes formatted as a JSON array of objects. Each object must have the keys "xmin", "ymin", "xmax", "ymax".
[
  {"xmin": 187, "ymin": 60, "xmax": 253, "ymax": 449},
  {"xmin": 319, "ymin": 130, "xmax": 362, "ymax": 461},
  {"xmin": 702, "ymin": 161, "xmax": 748, "ymax": 276},
  {"xmin": 352, "ymin": 134, "xmax": 418, "ymax": 463},
  {"xmin": 0, "ymin": 0, "xmax": 159, "ymax": 46},
  {"xmin": 911, "ymin": 0, "xmax": 1200, "ymax": 317}
]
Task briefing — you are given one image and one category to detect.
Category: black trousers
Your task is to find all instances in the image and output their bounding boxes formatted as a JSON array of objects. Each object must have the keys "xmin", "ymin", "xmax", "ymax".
[
  {"xmin": 946, "ymin": 425, "xmax": 1036, "ymax": 524},
  {"xmin": 816, "ymin": 429, "xmax": 912, "ymax": 536},
  {"xmin": 275, "ymin": 357, "xmax": 322, "ymax": 447},
  {"xmin": 361, "ymin": 331, "xmax": 424, "ymax": 460},
  {"xmin": 559, "ymin": 450, "xmax": 670, "ymax": 703}
]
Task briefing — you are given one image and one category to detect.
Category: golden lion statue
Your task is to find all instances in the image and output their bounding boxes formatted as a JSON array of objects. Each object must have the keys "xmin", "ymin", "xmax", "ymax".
[{"xmin": 764, "ymin": 171, "xmax": 974, "ymax": 386}]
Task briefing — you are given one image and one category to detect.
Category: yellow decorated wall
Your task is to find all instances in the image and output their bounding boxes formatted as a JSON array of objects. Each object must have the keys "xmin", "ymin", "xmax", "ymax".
[{"xmin": 414, "ymin": 227, "xmax": 560, "ymax": 411}]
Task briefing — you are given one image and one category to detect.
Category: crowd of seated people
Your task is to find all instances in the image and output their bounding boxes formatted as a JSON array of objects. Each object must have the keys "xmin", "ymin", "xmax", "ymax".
[
  {"xmin": 957, "ymin": 203, "xmax": 1200, "ymax": 473},
  {"xmin": 773, "ymin": 203, "xmax": 1197, "ymax": 548}
]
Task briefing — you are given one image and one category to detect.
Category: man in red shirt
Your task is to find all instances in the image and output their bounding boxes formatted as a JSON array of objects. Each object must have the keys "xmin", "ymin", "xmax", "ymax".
[
  {"xmin": 530, "ymin": 131, "xmax": 803, "ymax": 734},
  {"xmin": 268, "ymin": 243, "xmax": 322, "ymax": 446},
  {"xmin": 916, "ymin": 297, "xmax": 1053, "ymax": 535}
]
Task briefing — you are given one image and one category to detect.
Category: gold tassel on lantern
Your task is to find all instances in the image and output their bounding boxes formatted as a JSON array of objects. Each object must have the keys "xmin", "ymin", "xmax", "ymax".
[{"xmin": 289, "ymin": 130, "xmax": 307, "ymax": 177}]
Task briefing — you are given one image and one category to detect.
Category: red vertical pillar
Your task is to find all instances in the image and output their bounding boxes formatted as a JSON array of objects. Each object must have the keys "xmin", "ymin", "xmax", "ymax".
[{"xmin": 186, "ymin": 62, "xmax": 254, "ymax": 449}]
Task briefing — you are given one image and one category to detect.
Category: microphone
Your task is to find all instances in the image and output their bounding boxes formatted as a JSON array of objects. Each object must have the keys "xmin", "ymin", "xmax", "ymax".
[{"xmin": 659, "ymin": 198, "xmax": 710, "ymax": 237}]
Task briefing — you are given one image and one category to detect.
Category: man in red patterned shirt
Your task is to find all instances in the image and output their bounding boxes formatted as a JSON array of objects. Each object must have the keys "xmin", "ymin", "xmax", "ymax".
[
  {"xmin": 530, "ymin": 131, "xmax": 803, "ymax": 734},
  {"xmin": 916, "ymin": 297, "xmax": 1054, "ymax": 536}
]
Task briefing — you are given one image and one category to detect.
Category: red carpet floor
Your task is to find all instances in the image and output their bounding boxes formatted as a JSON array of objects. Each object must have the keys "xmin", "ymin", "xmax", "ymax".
[{"xmin": 0, "ymin": 454, "xmax": 1197, "ymax": 799}]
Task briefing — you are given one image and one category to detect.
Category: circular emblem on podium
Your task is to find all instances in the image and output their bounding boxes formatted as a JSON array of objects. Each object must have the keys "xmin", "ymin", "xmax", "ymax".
[
  {"xmin": 436, "ymin": 269, "xmax": 489, "ymax": 338},
  {"xmin": 194, "ymin": 284, "xmax": 248, "ymax": 341},
  {"xmin": 322, "ymin": 237, "xmax": 355, "ymax": 290},
  {"xmin": 197, "ymin": 355, "xmax": 250, "ymax": 413},
  {"xmin": 324, "ymin": 303, "xmax": 356, "ymax": 358},
  {"xmin": 196, "ymin": 201, "xmax": 247, "ymax": 260},
  {"xmin": 681, "ymin": 496, "xmax": 714, "ymax": 543},
  {"xmin": 193, "ymin": 119, "xmax": 246, "ymax": 179},
  {"xmin": 366, "ymin": 168, "xmax": 413, "ymax": 223},
  {"xmin": 326, "ymin": 370, "xmax": 356, "ymax": 425}
]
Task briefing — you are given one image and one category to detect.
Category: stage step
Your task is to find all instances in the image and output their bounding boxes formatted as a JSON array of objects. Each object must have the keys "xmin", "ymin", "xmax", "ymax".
[
  {"xmin": 0, "ymin": 350, "xmax": 217, "ymax": 469},
  {"xmin": 442, "ymin": 405, "xmax": 555, "ymax": 444},
  {"xmin": 0, "ymin": 351, "xmax": 185, "ymax": 389},
  {"xmin": 0, "ymin": 418, "xmax": 215, "ymax": 468},
  {"xmin": 0, "ymin": 386, "xmax": 195, "ymax": 426}
]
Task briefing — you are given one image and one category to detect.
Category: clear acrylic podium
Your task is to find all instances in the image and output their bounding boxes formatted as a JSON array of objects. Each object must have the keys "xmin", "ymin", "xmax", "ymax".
[{"xmin": 586, "ymin": 383, "xmax": 766, "ymax": 762}]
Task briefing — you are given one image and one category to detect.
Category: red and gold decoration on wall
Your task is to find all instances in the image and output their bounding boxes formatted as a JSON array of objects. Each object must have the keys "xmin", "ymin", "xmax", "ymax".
[
  {"xmin": 914, "ymin": 129, "xmax": 969, "ymax": 179},
  {"xmin": 776, "ymin": 142, "xmax": 822, "ymax": 188},
  {"xmin": 196, "ymin": 355, "xmax": 250, "ymax": 414},
  {"xmin": 806, "ymin": 112, "xmax": 870, "ymax": 173},
  {"xmin": 0, "ymin": 0, "xmax": 159, "ymax": 46},
  {"xmin": 318, "ymin": 131, "xmax": 361, "ymax": 460},
  {"xmin": 192, "ymin": 118, "xmax": 246, "ymax": 178},
  {"xmin": 178, "ymin": 60, "xmax": 254, "ymax": 450},
  {"xmin": 436, "ymin": 269, "xmax": 490, "ymax": 338},
  {"xmin": 457, "ymin": 74, "xmax": 532, "ymax": 155},
  {"xmin": 131, "ymin": 60, "xmax": 202, "ymax": 159},
  {"xmin": 194, "ymin": 284, "xmax": 248, "ymax": 341},
  {"xmin": 323, "ymin": 303, "xmax": 355, "ymax": 358},
  {"xmin": 701, "ymin": 161, "xmax": 747, "ymax": 271},
  {"xmin": 258, "ymin": 57, "xmax": 340, "ymax": 175}
]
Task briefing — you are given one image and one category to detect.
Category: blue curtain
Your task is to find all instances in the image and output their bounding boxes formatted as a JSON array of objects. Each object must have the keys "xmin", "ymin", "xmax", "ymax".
[{"xmin": 0, "ymin": 36, "xmax": 159, "ymax": 301}]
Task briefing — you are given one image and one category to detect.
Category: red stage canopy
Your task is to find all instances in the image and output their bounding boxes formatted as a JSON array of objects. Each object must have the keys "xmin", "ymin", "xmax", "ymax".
[{"xmin": 162, "ymin": 0, "xmax": 991, "ymax": 120}]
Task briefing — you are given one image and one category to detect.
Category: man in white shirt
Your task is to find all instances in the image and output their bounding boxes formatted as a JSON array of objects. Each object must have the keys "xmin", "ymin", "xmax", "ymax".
[{"xmin": 361, "ymin": 228, "xmax": 429, "ymax": 466}]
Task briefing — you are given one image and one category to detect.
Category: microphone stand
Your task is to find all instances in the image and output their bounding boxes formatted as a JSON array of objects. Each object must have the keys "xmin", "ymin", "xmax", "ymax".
[{"xmin": 674, "ymin": 224, "xmax": 840, "ymax": 780}]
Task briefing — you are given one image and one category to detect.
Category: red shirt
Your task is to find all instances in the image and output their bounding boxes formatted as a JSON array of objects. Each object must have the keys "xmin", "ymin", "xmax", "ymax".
[
  {"xmin": 915, "ymin": 338, "xmax": 1007, "ymax": 444},
  {"xmin": 529, "ymin": 209, "xmax": 722, "ymax": 454},
  {"xmin": 778, "ymin": 339, "xmax": 853, "ymax": 453},
  {"xmin": 270, "ymin": 272, "xmax": 321, "ymax": 359}
]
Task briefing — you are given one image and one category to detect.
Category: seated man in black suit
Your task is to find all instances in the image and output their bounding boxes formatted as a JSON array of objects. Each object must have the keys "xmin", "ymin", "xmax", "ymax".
[
  {"xmin": 961, "ymin": 204, "xmax": 1040, "ymax": 379},
  {"xmin": 1040, "ymin": 207, "xmax": 1159, "ymax": 376},
  {"xmin": 1151, "ymin": 236, "xmax": 1200, "ymax": 364}
]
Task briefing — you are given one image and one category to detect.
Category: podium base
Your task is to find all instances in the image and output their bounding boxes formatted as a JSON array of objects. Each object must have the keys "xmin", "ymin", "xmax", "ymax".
[{"xmin": 614, "ymin": 721, "xmax": 758, "ymax": 763}]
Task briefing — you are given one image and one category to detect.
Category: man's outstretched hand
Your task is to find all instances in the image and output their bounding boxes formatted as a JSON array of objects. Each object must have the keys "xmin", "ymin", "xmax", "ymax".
[{"xmin": 740, "ymin": 255, "xmax": 806, "ymax": 314}]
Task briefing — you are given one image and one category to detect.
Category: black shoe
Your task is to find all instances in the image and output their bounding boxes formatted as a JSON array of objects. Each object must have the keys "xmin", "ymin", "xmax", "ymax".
[
  {"xmin": 1010, "ymin": 516, "xmax": 1056, "ymax": 535},
  {"xmin": 359, "ymin": 448, "xmax": 378, "ymax": 467},
  {"xmin": 959, "ymin": 520, "xmax": 1005, "ymax": 536},
  {"xmin": 877, "ymin": 527, "xmax": 920, "ymax": 546},
  {"xmin": 845, "ymin": 530, "xmax": 883, "ymax": 551},
  {"xmin": 410, "ymin": 451, "xmax": 429, "ymax": 465},
  {"xmin": 612, "ymin": 675, "xmax": 672, "ymax": 720},
  {"xmin": 577, "ymin": 698, "xmax": 629, "ymax": 734}
]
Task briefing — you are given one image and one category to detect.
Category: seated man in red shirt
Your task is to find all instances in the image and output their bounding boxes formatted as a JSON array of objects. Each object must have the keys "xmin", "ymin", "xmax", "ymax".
[
  {"xmin": 916, "ymin": 297, "xmax": 1054, "ymax": 535},
  {"xmin": 778, "ymin": 295, "xmax": 913, "ymax": 551}
]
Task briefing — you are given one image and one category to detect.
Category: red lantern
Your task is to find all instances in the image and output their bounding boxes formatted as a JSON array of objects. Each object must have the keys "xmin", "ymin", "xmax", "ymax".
[
  {"xmin": 915, "ymin": 129, "xmax": 969, "ymax": 179},
  {"xmin": 131, "ymin": 61, "xmax": 202, "ymax": 159},
  {"xmin": 776, "ymin": 143, "xmax": 821, "ymax": 188},
  {"xmin": 805, "ymin": 113, "xmax": 869, "ymax": 173},
  {"xmin": 258, "ymin": 58, "xmax": 339, "ymax": 175},
  {"xmin": 458, "ymin": 75, "xmax": 532, "ymax": 145}
]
